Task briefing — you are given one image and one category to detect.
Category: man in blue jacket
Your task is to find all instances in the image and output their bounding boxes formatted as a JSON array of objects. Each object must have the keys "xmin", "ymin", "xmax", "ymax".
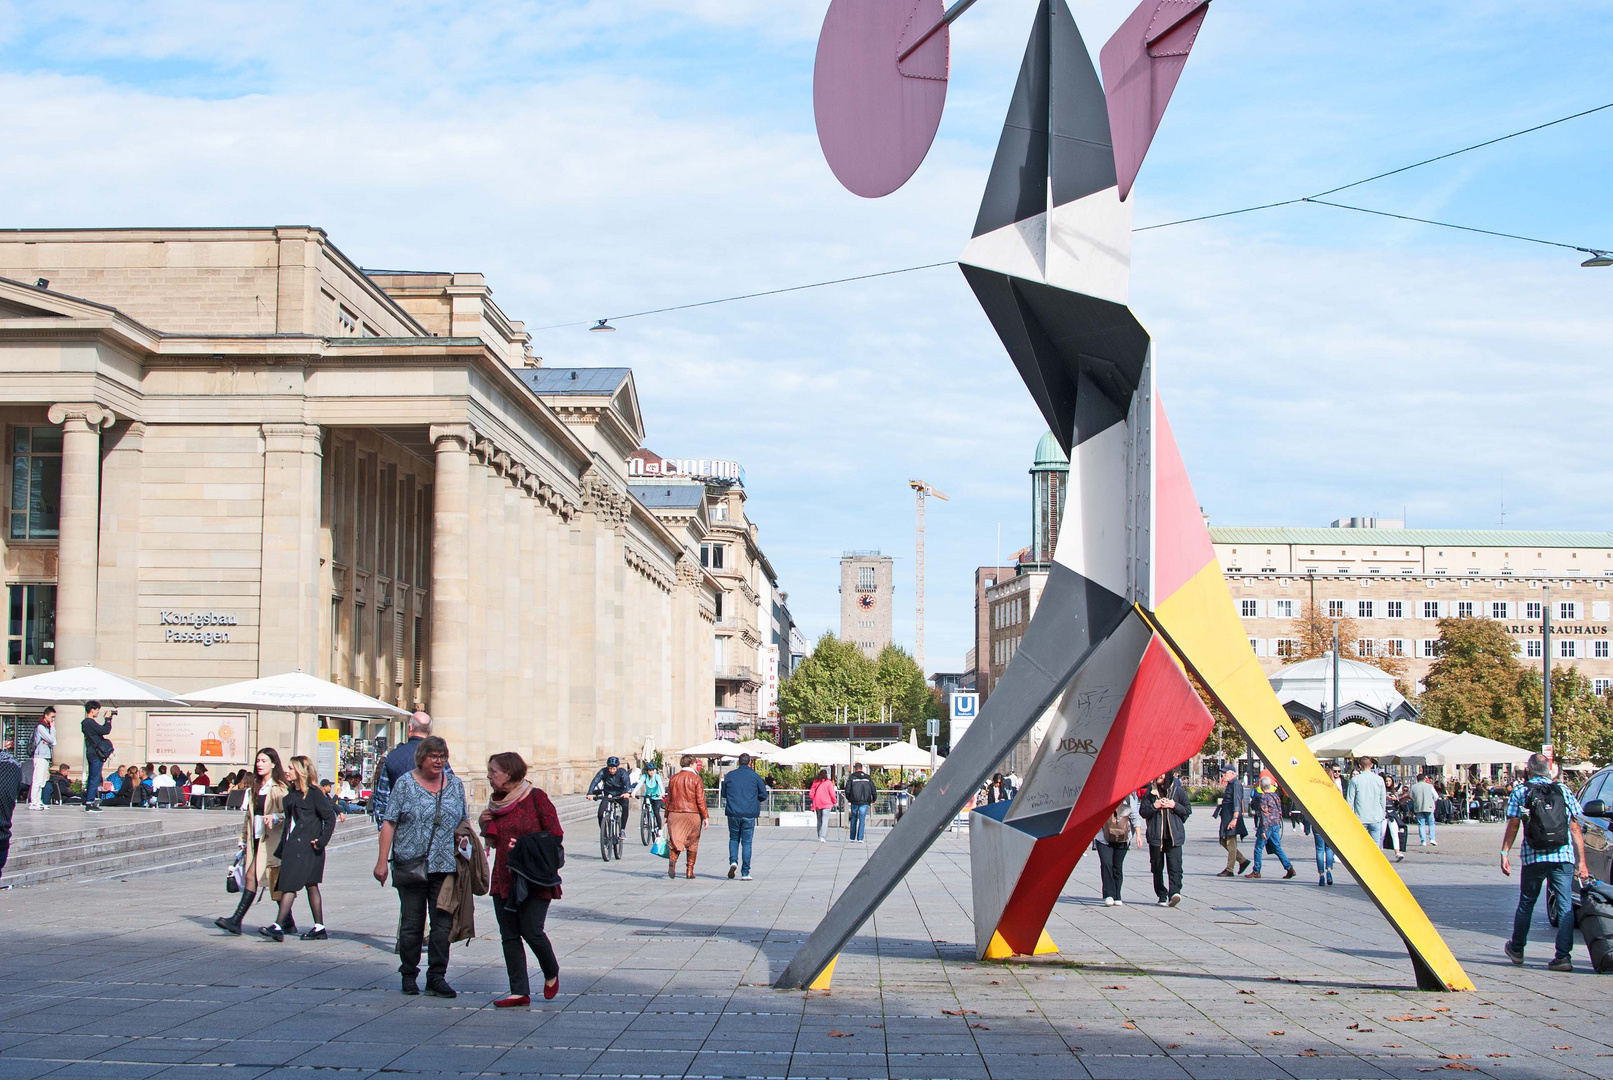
[{"xmin": 719, "ymin": 753, "xmax": 769, "ymax": 881}]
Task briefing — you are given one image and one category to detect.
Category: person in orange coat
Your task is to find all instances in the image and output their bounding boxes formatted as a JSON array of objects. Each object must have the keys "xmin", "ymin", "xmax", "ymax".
[{"xmin": 665, "ymin": 755, "xmax": 708, "ymax": 879}]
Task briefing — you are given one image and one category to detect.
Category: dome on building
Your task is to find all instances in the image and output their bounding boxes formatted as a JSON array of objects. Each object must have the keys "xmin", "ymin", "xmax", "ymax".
[
  {"xmin": 1032, "ymin": 430, "xmax": 1068, "ymax": 470},
  {"xmin": 1268, "ymin": 654, "xmax": 1417, "ymax": 728}
]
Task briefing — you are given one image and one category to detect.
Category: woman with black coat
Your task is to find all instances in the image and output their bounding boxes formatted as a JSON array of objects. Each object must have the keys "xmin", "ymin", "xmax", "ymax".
[
  {"xmin": 1139, "ymin": 771, "xmax": 1192, "ymax": 907},
  {"xmin": 260, "ymin": 754, "xmax": 336, "ymax": 941}
]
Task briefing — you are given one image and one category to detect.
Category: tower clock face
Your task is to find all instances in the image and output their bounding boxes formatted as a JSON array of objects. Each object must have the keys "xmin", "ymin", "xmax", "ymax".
[{"xmin": 858, "ymin": 593, "xmax": 876, "ymax": 610}]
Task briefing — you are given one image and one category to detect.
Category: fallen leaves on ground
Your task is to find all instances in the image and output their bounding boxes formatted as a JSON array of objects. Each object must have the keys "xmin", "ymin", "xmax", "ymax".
[
  {"xmin": 1123, "ymin": 1022, "xmax": 1136, "ymax": 1029},
  {"xmin": 1386, "ymin": 1014, "xmax": 1436, "ymax": 1022},
  {"xmin": 970, "ymin": 1024, "xmax": 990, "ymax": 1030},
  {"xmin": 1487, "ymin": 1053, "xmax": 1510, "ymax": 1058},
  {"xmin": 1418, "ymin": 1063, "xmax": 1478, "ymax": 1072},
  {"xmin": 827, "ymin": 1030, "xmax": 853, "ymax": 1038},
  {"xmin": 1101, "ymin": 985, "xmax": 1127, "ymax": 990},
  {"xmin": 1347, "ymin": 1023, "xmax": 1375, "ymax": 1032},
  {"xmin": 942, "ymin": 1009, "xmax": 977, "ymax": 1016},
  {"xmin": 1439, "ymin": 1054, "xmax": 1470, "ymax": 1060},
  {"xmin": 1554, "ymin": 1045, "xmax": 1573, "ymax": 1050}
]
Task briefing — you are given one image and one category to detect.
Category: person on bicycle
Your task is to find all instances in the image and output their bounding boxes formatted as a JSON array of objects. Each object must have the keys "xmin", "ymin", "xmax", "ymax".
[
  {"xmin": 635, "ymin": 761, "xmax": 665, "ymax": 832},
  {"xmin": 587, "ymin": 756, "xmax": 631, "ymax": 834}
]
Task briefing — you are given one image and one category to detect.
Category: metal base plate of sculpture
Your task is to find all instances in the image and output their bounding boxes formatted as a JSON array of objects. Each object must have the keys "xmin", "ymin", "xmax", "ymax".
[{"xmin": 779, "ymin": 0, "xmax": 1473, "ymax": 994}]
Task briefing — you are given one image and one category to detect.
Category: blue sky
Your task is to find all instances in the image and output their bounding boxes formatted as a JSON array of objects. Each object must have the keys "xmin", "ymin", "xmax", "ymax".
[{"xmin": 2, "ymin": 1, "xmax": 1610, "ymax": 672}]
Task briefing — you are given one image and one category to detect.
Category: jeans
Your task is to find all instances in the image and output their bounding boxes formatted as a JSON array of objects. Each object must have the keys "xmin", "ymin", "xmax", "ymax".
[
  {"xmin": 1314, "ymin": 832, "xmax": 1335, "ymax": 876},
  {"xmin": 1096, "ymin": 840, "xmax": 1129, "ymax": 900},
  {"xmin": 848, "ymin": 803, "xmax": 870, "ymax": 842},
  {"xmin": 396, "ymin": 873, "xmax": 452, "ymax": 983},
  {"xmin": 727, "ymin": 815, "xmax": 756, "ymax": 875},
  {"xmin": 1362, "ymin": 820, "xmax": 1385, "ymax": 847},
  {"xmin": 1510, "ymin": 861, "xmax": 1575, "ymax": 961},
  {"xmin": 0, "ymin": 836, "xmax": 9, "ymax": 882},
  {"xmin": 1150, "ymin": 843, "xmax": 1183, "ymax": 901},
  {"xmin": 85, "ymin": 755, "xmax": 104, "ymax": 808},
  {"xmin": 495, "ymin": 894, "xmax": 558, "ymax": 995},
  {"xmin": 1253, "ymin": 824, "xmax": 1292, "ymax": 873},
  {"xmin": 1416, "ymin": 812, "xmax": 1435, "ymax": 844},
  {"xmin": 815, "ymin": 808, "xmax": 830, "ymax": 840}
]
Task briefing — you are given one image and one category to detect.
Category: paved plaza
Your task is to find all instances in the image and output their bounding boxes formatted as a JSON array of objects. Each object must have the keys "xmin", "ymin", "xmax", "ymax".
[{"xmin": 1, "ymin": 815, "xmax": 1609, "ymax": 1080}]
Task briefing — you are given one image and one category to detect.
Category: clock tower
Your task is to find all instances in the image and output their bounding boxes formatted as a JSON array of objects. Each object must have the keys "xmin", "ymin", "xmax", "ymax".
[{"xmin": 839, "ymin": 550, "xmax": 894, "ymax": 659}]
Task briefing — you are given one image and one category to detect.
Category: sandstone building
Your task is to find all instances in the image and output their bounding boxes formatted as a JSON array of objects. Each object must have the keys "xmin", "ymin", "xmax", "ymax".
[{"xmin": 0, "ymin": 227, "xmax": 723, "ymax": 795}]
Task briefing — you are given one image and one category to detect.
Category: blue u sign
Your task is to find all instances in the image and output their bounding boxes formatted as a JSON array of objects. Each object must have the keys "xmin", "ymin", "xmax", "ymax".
[{"xmin": 950, "ymin": 692, "xmax": 978, "ymax": 719}]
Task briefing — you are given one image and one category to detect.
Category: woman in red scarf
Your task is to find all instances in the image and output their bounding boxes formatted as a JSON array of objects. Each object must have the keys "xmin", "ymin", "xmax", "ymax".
[{"xmin": 479, "ymin": 752, "xmax": 563, "ymax": 1007}]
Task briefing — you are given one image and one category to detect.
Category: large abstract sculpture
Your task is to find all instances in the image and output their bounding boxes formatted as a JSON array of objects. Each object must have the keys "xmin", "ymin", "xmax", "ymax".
[{"xmin": 778, "ymin": 0, "xmax": 1474, "ymax": 994}]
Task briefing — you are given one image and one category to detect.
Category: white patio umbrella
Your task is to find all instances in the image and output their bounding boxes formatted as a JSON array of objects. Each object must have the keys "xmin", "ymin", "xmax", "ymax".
[
  {"xmin": 1303, "ymin": 722, "xmax": 1372, "ymax": 757},
  {"xmin": 1400, "ymin": 731, "xmax": 1532, "ymax": 768},
  {"xmin": 863, "ymin": 735, "xmax": 939, "ymax": 770},
  {"xmin": 767, "ymin": 740, "xmax": 856, "ymax": 767},
  {"xmin": 179, "ymin": 671, "xmax": 409, "ymax": 756},
  {"xmin": 1343, "ymin": 719, "xmax": 1448, "ymax": 760},
  {"xmin": 731, "ymin": 738, "xmax": 780, "ymax": 759},
  {"xmin": 680, "ymin": 738, "xmax": 745, "ymax": 758},
  {"xmin": 0, "ymin": 664, "xmax": 185, "ymax": 707}
]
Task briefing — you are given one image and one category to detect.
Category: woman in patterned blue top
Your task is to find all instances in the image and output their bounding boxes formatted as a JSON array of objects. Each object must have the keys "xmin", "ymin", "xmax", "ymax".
[{"xmin": 374, "ymin": 735, "xmax": 467, "ymax": 998}]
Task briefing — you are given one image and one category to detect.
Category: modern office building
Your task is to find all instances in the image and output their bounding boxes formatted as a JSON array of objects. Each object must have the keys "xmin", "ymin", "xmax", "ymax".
[
  {"xmin": 0, "ymin": 226, "xmax": 723, "ymax": 795},
  {"xmin": 1215, "ymin": 522, "xmax": 1613, "ymax": 693},
  {"xmin": 840, "ymin": 550, "xmax": 893, "ymax": 659}
]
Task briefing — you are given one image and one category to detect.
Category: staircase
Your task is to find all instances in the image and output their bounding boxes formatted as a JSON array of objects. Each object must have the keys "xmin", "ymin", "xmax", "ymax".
[{"xmin": 1, "ymin": 812, "xmax": 368, "ymax": 888}]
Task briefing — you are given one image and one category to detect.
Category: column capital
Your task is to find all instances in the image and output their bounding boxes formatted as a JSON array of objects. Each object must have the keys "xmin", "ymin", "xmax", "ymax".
[
  {"xmin": 429, "ymin": 424, "xmax": 474, "ymax": 453},
  {"xmin": 47, "ymin": 403, "xmax": 115, "ymax": 430},
  {"xmin": 261, "ymin": 422, "xmax": 324, "ymax": 455}
]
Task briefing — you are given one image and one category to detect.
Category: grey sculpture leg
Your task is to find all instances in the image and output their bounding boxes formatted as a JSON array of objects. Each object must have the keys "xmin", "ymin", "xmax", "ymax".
[{"xmin": 773, "ymin": 564, "xmax": 1127, "ymax": 988}]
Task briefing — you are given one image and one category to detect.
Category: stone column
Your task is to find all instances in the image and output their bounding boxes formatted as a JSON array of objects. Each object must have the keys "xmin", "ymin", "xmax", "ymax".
[
  {"xmin": 47, "ymin": 403, "xmax": 114, "ymax": 671},
  {"xmin": 427, "ymin": 426, "xmax": 472, "ymax": 758}
]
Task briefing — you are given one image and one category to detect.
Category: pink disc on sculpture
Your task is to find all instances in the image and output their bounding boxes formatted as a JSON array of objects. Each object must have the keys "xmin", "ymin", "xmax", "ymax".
[
  {"xmin": 1100, "ymin": 0, "xmax": 1211, "ymax": 201},
  {"xmin": 814, "ymin": 0, "xmax": 949, "ymax": 199}
]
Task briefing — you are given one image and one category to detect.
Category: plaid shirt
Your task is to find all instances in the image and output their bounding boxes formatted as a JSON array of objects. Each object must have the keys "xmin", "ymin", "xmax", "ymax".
[{"xmin": 1506, "ymin": 778, "xmax": 1582, "ymax": 865}]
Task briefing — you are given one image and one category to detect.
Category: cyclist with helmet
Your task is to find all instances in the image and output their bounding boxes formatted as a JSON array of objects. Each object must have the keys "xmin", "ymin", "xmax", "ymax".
[{"xmin": 587, "ymin": 756, "xmax": 632, "ymax": 834}]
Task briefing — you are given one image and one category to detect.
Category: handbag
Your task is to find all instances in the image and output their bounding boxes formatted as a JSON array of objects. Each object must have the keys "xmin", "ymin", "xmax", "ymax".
[
  {"xmin": 226, "ymin": 850, "xmax": 245, "ymax": 894},
  {"xmin": 650, "ymin": 827, "xmax": 668, "ymax": 858},
  {"xmin": 200, "ymin": 732, "xmax": 224, "ymax": 758},
  {"xmin": 391, "ymin": 783, "xmax": 445, "ymax": 889}
]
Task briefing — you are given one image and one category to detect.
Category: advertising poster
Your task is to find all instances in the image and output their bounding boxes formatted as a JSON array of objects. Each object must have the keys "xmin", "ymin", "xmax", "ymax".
[{"xmin": 147, "ymin": 711, "xmax": 249, "ymax": 764}]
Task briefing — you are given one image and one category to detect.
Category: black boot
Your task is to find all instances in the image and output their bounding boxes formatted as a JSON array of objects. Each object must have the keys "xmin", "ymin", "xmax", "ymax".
[{"xmin": 215, "ymin": 892, "xmax": 253, "ymax": 935}]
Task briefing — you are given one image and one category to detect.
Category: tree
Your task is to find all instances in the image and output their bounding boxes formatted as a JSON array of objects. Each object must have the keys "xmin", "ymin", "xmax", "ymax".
[
  {"xmin": 776, "ymin": 633, "xmax": 877, "ymax": 739},
  {"xmin": 1418, "ymin": 617, "xmax": 1530, "ymax": 741},
  {"xmin": 1519, "ymin": 665, "xmax": 1613, "ymax": 766},
  {"xmin": 873, "ymin": 645, "xmax": 941, "ymax": 744},
  {"xmin": 1191, "ymin": 672, "xmax": 1246, "ymax": 761},
  {"xmin": 1288, "ymin": 600, "xmax": 1410, "ymax": 696}
]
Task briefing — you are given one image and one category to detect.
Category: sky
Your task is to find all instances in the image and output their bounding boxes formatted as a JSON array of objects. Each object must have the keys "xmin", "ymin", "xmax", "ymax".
[{"xmin": 2, "ymin": 0, "xmax": 1610, "ymax": 674}]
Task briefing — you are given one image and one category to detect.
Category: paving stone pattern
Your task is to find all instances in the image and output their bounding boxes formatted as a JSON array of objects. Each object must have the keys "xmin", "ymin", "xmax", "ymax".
[{"xmin": 1, "ymin": 816, "xmax": 1609, "ymax": 1079}]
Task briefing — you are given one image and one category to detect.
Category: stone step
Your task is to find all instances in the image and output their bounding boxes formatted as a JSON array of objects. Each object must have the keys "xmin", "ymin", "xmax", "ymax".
[
  {"xmin": 8, "ymin": 816, "xmax": 179, "ymax": 855},
  {"xmin": 6, "ymin": 821, "xmax": 241, "ymax": 874}
]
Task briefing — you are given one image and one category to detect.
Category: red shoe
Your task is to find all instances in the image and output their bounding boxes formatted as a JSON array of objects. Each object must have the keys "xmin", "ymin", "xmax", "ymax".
[
  {"xmin": 495, "ymin": 994, "xmax": 530, "ymax": 1008},
  {"xmin": 543, "ymin": 977, "xmax": 560, "ymax": 1000}
]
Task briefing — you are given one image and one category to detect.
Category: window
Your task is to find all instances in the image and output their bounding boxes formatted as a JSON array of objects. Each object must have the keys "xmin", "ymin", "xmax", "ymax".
[
  {"xmin": 1276, "ymin": 638, "xmax": 1299, "ymax": 658},
  {"xmin": 1272, "ymin": 599, "xmax": 1294, "ymax": 619},
  {"xmin": 857, "ymin": 566, "xmax": 875, "ymax": 590},
  {"xmin": 1356, "ymin": 638, "xmax": 1375, "ymax": 657},
  {"xmin": 1526, "ymin": 601, "xmax": 1543, "ymax": 620},
  {"xmin": 1419, "ymin": 639, "xmax": 1439, "ymax": 658},
  {"xmin": 1559, "ymin": 602, "xmax": 1578, "ymax": 621},
  {"xmin": 711, "ymin": 501, "xmax": 728, "ymax": 521},
  {"xmin": 1240, "ymin": 599, "xmax": 1259, "ymax": 618},
  {"xmin": 1386, "ymin": 601, "xmax": 1403, "ymax": 619},
  {"xmin": 714, "ymin": 636, "xmax": 726, "ymax": 673},
  {"xmin": 1526, "ymin": 639, "xmax": 1543, "ymax": 658},
  {"xmin": 702, "ymin": 543, "xmax": 725, "ymax": 569},
  {"xmin": 1596, "ymin": 640, "xmax": 1610, "ymax": 659},
  {"xmin": 8, "ymin": 427, "xmax": 62, "ymax": 540},
  {"xmin": 1357, "ymin": 600, "xmax": 1373, "ymax": 618},
  {"xmin": 337, "ymin": 305, "xmax": 358, "ymax": 335},
  {"xmin": 714, "ymin": 592, "xmax": 724, "ymax": 619},
  {"xmin": 1457, "ymin": 602, "xmax": 1474, "ymax": 618},
  {"xmin": 1491, "ymin": 602, "xmax": 1508, "ymax": 619},
  {"xmin": 1595, "ymin": 678, "xmax": 1612, "ymax": 697},
  {"xmin": 1561, "ymin": 640, "xmax": 1578, "ymax": 659},
  {"xmin": 1422, "ymin": 601, "xmax": 1439, "ymax": 619},
  {"xmin": 1328, "ymin": 599, "xmax": 1346, "ymax": 617},
  {"xmin": 1337, "ymin": 567, "xmax": 1350, "ymax": 574},
  {"xmin": 1385, "ymin": 639, "xmax": 1406, "ymax": 657},
  {"xmin": 6, "ymin": 584, "xmax": 55, "ymax": 666}
]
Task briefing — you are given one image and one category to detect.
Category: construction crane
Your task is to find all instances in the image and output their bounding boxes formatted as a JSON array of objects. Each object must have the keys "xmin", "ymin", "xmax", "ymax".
[{"xmin": 909, "ymin": 479, "xmax": 949, "ymax": 675}]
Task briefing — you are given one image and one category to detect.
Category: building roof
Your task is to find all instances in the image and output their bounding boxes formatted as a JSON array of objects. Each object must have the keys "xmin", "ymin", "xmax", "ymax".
[
  {"xmin": 1032, "ymin": 430, "xmax": 1069, "ymax": 468},
  {"xmin": 630, "ymin": 484, "xmax": 706, "ymax": 510},
  {"xmin": 518, "ymin": 367, "xmax": 632, "ymax": 395},
  {"xmin": 1208, "ymin": 527, "xmax": 1613, "ymax": 549},
  {"xmin": 1269, "ymin": 655, "xmax": 1408, "ymax": 715}
]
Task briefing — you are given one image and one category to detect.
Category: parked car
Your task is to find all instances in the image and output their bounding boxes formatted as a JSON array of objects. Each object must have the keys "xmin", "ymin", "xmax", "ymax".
[{"xmin": 1577, "ymin": 765, "xmax": 1613, "ymax": 888}]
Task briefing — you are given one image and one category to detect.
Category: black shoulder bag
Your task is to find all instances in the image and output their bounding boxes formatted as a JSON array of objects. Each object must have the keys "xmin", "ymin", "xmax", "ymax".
[{"xmin": 391, "ymin": 782, "xmax": 445, "ymax": 889}]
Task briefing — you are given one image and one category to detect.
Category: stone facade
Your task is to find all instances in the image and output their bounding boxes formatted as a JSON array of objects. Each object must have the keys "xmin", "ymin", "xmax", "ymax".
[
  {"xmin": 840, "ymin": 551, "xmax": 893, "ymax": 659},
  {"xmin": 0, "ymin": 227, "xmax": 718, "ymax": 796}
]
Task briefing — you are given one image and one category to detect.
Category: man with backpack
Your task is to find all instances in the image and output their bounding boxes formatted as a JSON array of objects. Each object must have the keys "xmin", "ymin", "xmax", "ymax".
[
  {"xmin": 843, "ymin": 764, "xmax": 877, "ymax": 845},
  {"xmin": 1501, "ymin": 753, "xmax": 1590, "ymax": 971}
]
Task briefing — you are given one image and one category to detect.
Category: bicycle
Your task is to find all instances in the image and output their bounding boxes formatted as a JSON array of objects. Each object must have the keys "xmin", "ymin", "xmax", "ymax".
[
  {"xmin": 593, "ymin": 795, "xmax": 626, "ymax": 861},
  {"xmin": 639, "ymin": 796, "xmax": 658, "ymax": 846}
]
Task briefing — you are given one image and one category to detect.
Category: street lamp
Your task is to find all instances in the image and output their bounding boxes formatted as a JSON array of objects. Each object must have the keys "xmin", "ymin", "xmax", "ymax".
[{"xmin": 1580, "ymin": 249, "xmax": 1613, "ymax": 268}]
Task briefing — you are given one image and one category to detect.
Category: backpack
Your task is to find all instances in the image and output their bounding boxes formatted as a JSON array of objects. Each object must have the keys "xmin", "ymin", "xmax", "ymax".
[
  {"xmin": 847, "ymin": 775, "xmax": 875, "ymax": 806},
  {"xmin": 1103, "ymin": 803, "xmax": 1131, "ymax": 843},
  {"xmin": 1523, "ymin": 782, "xmax": 1570, "ymax": 851}
]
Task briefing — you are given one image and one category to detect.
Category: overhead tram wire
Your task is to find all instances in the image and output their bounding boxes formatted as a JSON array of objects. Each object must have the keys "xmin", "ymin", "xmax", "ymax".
[{"xmin": 536, "ymin": 102, "xmax": 1612, "ymax": 332}]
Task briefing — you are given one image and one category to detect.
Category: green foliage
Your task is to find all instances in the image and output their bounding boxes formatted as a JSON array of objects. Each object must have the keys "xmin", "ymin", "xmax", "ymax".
[
  {"xmin": 777, "ymin": 632, "xmax": 878, "ymax": 739},
  {"xmin": 1419, "ymin": 617, "xmax": 1532, "ymax": 741},
  {"xmin": 874, "ymin": 644, "xmax": 943, "ymax": 744}
]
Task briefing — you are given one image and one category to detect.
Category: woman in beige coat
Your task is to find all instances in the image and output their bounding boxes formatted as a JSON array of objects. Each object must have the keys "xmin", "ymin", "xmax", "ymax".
[{"xmin": 214, "ymin": 747, "xmax": 288, "ymax": 935}]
